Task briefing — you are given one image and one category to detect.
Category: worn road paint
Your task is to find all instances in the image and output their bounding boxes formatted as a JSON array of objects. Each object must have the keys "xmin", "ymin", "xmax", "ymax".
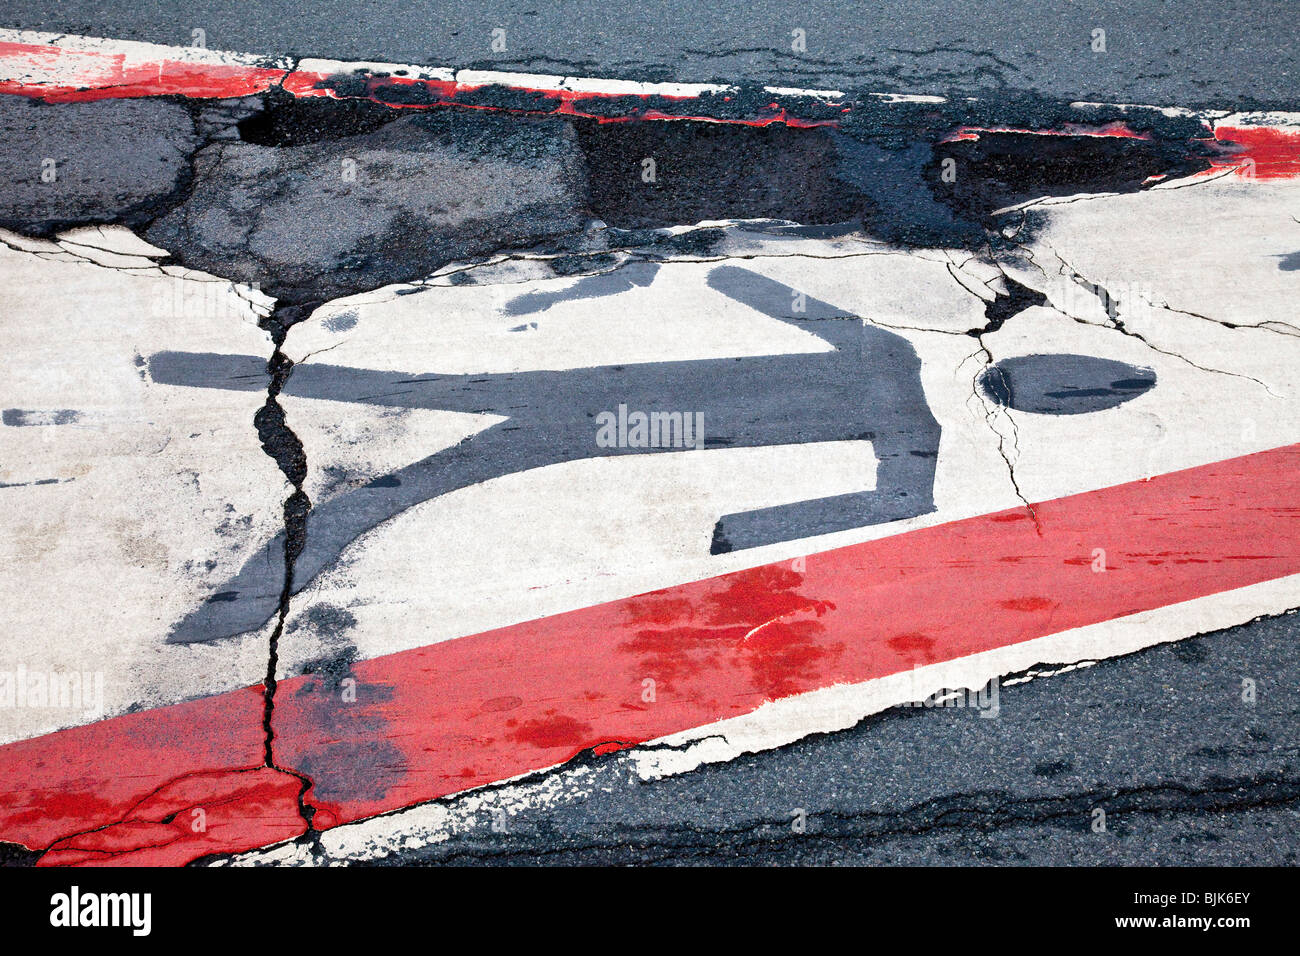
[
  {"xmin": 1, "ymin": 29, "xmax": 1298, "ymax": 866},
  {"xmin": 1, "ymin": 442, "xmax": 1298, "ymax": 863},
  {"xmin": 1, "ymin": 29, "xmax": 1297, "ymax": 160},
  {"xmin": 151, "ymin": 264, "xmax": 942, "ymax": 642}
]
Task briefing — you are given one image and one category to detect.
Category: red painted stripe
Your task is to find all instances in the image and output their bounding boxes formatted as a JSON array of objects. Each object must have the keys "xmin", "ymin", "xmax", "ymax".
[
  {"xmin": 282, "ymin": 68, "xmax": 838, "ymax": 127},
  {"xmin": 0, "ymin": 41, "xmax": 288, "ymax": 101},
  {"xmin": 0, "ymin": 687, "xmax": 310, "ymax": 865},
  {"xmin": 1, "ymin": 444, "xmax": 1299, "ymax": 864}
]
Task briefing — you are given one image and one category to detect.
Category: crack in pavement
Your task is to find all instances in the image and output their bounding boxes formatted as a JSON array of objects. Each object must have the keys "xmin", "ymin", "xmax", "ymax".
[
  {"xmin": 1045, "ymin": 245, "xmax": 1285, "ymax": 398},
  {"xmin": 250, "ymin": 306, "xmax": 319, "ymax": 838},
  {"xmin": 962, "ymin": 259, "xmax": 1045, "ymax": 528}
]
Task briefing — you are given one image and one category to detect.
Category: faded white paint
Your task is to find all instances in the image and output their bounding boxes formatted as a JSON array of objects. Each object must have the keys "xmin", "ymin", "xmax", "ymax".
[{"xmin": 0, "ymin": 229, "xmax": 281, "ymax": 744}]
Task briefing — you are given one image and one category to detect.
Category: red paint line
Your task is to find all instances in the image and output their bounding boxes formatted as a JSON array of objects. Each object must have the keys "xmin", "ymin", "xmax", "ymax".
[
  {"xmin": 247, "ymin": 68, "xmax": 842, "ymax": 128},
  {"xmin": 1209, "ymin": 125, "xmax": 1300, "ymax": 179},
  {"xmin": 0, "ymin": 41, "xmax": 288, "ymax": 102},
  {"xmin": 0, "ymin": 686, "xmax": 303, "ymax": 864},
  {"xmin": 2, "ymin": 444, "xmax": 1300, "ymax": 864},
  {"xmin": 38, "ymin": 767, "xmax": 307, "ymax": 868},
  {"xmin": 0, "ymin": 40, "xmax": 837, "ymax": 127}
]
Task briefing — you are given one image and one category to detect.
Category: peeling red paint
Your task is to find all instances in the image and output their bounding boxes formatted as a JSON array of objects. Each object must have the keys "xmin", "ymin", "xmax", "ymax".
[
  {"xmin": 0, "ymin": 40, "xmax": 838, "ymax": 127},
  {"xmin": 38, "ymin": 767, "xmax": 307, "ymax": 867},
  {"xmin": 0, "ymin": 40, "xmax": 288, "ymax": 102},
  {"xmin": 0, "ymin": 686, "xmax": 308, "ymax": 865},
  {"xmin": 0, "ymin": 686, "xmax": 266, "ymax": 852},
  {"xmin": 590, "ymin": 741, "xmax": 635, "ymax": 757},
  {"xmin": 4, "ymin": 38, "xmax": 1299, "ymax": 165},
  {"xmin": 283, "ymin": 69, "xmax": 837, "ymax": 127},
  {"xmin": 1210, "ymin": 125, "xmax": 1300, "ymax": 179}
]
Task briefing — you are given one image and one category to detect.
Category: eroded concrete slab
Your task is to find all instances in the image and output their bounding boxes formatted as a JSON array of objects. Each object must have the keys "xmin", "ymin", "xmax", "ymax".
[
  {"xmin": 144, "ymin": 109, "xmax": 588, "ymax": 305},
  {"xmin": 0, "ymin": 97, "xmax": 199, "ymax": 233}
]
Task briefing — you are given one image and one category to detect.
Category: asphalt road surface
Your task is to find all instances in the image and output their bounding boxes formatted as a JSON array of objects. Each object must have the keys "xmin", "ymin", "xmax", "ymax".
[{"xmin": 3, "ymin": 1, "xmax": 1296, "ymax": 108}]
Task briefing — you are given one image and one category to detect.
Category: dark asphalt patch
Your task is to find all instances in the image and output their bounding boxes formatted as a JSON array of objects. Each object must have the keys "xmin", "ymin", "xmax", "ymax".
[
  {"xmin": 0, "ymin": 96, "xmax": 199, "ymax": 235},
  {"xmin": 932, "ymin": 130, "xmax": 1209, "ymax": 215},
  {"xmin": 236, "ymin": 91, "xmax": 399, "ymax": 146},
  {"xmin": 576, "ymin": 120, "xmax": 868, "ymax": 229},
  {"xmin": 979, "ymin": 355, "xmax": 1158, "ymax": 415},
  {"xmin": 144, "ymin": 108, "xmax": 588, "ymax": 306},
  {"xmin": 0, "ymin": 87, "xmax": 1222, "ymax": 315}
]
